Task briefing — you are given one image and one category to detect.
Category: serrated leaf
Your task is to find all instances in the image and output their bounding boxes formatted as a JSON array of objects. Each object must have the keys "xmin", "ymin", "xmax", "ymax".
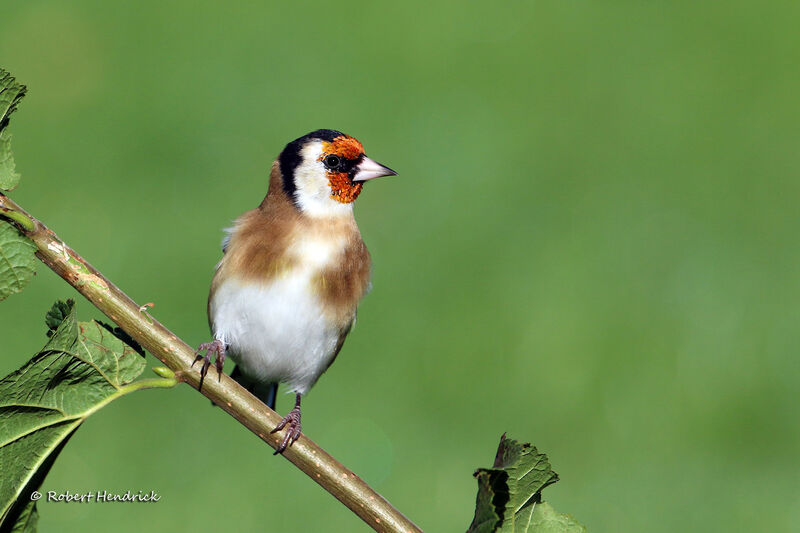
[
  {"xmin": 0, "ymin": 301, "xmax": 146, "ymax": 530},
  {"xmin": 0, "ymin": 71, "xmax": 26, "ymax": 125},
  {"xmin": 494, "ymin": 437, "xmax": 559, "ymax": 531},
  {"xmin": 0, "ymin": 221, "xmax": 36, "ymax": 301},
  {"xmin": 467, "ymin": 435, "xmax": 586, "ymax": 533},
  {"xmin": 45, "ymin": 299, "xmax": 74, "ymax": 337},
  {"xmin": 0, "ymin": 69, "xmax": 27, "ymax": 191}
]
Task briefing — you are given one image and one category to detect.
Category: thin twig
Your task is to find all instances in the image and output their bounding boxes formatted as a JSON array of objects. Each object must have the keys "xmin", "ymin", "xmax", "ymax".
[{"xmin": 0, "ymin": 192, "xmax": 421, "ymax": 533}]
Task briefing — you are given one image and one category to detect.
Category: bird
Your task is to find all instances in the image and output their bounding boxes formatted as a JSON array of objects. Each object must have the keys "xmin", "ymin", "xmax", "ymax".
[{"xmin": 193, "ymin": 129, "xmax": 396, "ymax": 453}]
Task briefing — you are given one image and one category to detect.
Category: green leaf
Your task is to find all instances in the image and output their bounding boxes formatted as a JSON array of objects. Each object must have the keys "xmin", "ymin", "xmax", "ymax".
[
  {"xmin": 9, "ymin": 499, "xmax": 38, "ymax": 533},
  {"xmin": 528, "ymin": 503, "xmax": 586, "ymax": 533},
  {"xmin": 0, "ymin": 69, "xmax": 27, "ymax": 191},
  {"xmin": 468, "ymin": 469, "xmax": 507, "ymax": 533},
  {"xmin": 98, "ymin": 321, "xmax": 145, "ymax": 357},
  {"xmin": 45, "ymin": 298, "xmax": 74, "ymax": 337},
  {"xmin": 0, "ymin": 301, "xmax": 147, "ymax": 530},
  {"xmin": 467, "ymin": 435, "xmax": 586, "ymax": 533},
  {"xmin": 0, "ymin": 221, "xmax": 36, "ymax": 301},
  {"xmin": 494, "ymin": 437, "xmax": 559, "ymax": 532},
  {"xmin": 0, "ymin": 130, "xmax": 21, "ymax": 191}
]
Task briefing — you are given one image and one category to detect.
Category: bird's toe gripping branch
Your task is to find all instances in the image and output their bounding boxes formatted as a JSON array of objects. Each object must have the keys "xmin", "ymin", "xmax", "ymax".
[
  {"xmin": 271, "ymin": 393, "xmax": 302, "ymax": 454},
  {"xmin": 193, "ymin": 339, "xmax": 226, "ymax": 389}
]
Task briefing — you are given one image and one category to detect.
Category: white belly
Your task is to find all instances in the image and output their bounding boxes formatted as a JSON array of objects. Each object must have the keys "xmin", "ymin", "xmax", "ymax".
[{"xmin": 210, "ymin": 273, "xmax": 344, "ymax": 395}]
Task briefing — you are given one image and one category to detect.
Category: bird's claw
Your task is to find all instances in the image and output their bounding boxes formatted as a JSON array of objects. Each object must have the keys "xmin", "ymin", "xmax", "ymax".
[
  {"xmin": 192, "ymin": 339, "xmax": 226, "ymax": 390},
  {"xmin": 271, "ymin": 406, "xmax": 302, "ymax": 454}
]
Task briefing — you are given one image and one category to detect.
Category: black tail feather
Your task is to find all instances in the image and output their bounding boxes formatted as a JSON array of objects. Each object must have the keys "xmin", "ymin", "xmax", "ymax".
[{"xmin": 230, "ymin": 365, "xmax": 278, "ymax": 410}]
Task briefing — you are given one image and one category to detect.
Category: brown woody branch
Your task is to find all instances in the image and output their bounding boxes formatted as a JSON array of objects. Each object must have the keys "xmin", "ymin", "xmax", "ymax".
[{"xmin": 0, "ymin": 192, "xmax": 421, "ymax": 533}]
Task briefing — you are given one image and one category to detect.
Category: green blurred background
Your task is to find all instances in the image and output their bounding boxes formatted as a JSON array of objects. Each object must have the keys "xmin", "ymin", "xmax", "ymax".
[{"xmin": 2, "ymin": 1, "xmax": 799, "ymax": 531}]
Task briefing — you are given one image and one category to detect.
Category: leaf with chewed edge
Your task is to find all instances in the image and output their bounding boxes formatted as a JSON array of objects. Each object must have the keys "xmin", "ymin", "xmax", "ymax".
[{"xmin": 467, "ymin": 435, "xmax": 586, "ymax": 533}]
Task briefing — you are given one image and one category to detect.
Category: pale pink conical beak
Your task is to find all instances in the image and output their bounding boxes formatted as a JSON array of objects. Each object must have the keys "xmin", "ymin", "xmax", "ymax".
[{"xmin": 352, "ymin": 156, "xmax": 398, "ymax": 182}]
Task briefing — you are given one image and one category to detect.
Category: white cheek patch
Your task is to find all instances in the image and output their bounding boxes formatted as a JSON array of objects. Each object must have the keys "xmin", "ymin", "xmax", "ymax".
[{"xmin": 293, "ymin": 141, "xmax": 354, "ymax": 218}]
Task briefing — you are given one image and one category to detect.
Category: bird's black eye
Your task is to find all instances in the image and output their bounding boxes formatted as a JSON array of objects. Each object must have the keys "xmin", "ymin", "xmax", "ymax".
[{"xmin": 323, "ymin": 154, "xmax": 341, "ymax": 169}]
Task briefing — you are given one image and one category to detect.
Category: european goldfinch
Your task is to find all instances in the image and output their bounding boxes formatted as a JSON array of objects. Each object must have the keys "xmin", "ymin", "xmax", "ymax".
[{"xmin": 194, "ymin": 129, "xmax": 396, "ymax": 453}]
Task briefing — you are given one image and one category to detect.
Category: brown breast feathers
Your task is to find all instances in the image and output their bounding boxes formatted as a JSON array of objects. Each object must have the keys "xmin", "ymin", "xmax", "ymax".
[{"xmin": 210, "ymin": 161, "xmax": 372, "ymax": 327}]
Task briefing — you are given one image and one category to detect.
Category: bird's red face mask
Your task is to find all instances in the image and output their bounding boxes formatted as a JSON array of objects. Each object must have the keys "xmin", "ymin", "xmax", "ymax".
[{"xmin": 319, "ymin": 136, "xmax": 397, "ymax": 204}]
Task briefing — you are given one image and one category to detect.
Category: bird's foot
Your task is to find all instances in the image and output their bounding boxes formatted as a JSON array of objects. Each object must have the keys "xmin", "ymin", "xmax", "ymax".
[
  {"xmin": 270, "ymin": 394, "xmax": 302, "ymax": 454},
  {"xmin": 192, "ymin": 339, "xmax": 226, "ymax": 390}
]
